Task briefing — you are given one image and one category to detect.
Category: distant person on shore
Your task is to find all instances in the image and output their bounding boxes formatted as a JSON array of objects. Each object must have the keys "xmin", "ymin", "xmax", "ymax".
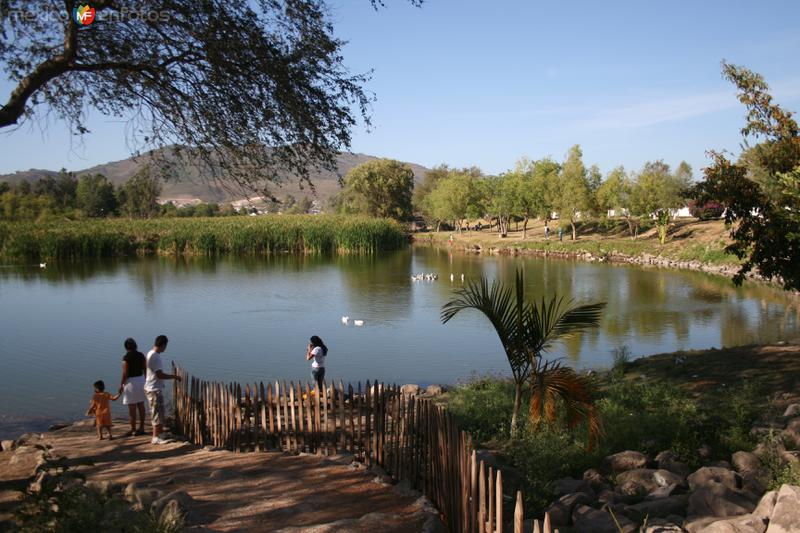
[
  {"xmin": 86, "ymin": 380, "xmax": 120, "ymax": 440},
  {"xmin": 145, "ymin": 335, "xmax": 182, "ymax": 445},
  {"xmin": 118, "ymin": 338, "xmax": 146, "ymax": 437},
  {"xmin": 306, "ymin": 335, "xmax": 328, "ymax": 391}
]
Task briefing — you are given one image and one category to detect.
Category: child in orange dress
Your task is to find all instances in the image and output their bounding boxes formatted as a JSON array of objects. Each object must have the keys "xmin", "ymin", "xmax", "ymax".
[{"xmin": 86, "ymin": 380, "xmax": 120, "ymax": 440}]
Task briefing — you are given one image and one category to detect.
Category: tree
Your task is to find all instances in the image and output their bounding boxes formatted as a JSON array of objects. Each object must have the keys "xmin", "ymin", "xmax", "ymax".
[
  {"xmin": 693, "ymin": 62, "xmax": 800, "ymax": 290},
  {"xmin": 555, "ymin": 145, "xmax": 592, "ymax": 240},
  {"xmin": 288, "ymin": 196, "xmax": 313, "ymax": 214},
  {"xmin": 413, "ymin": 164, "xmax": 451, "ymax": 220},
  {"xmin": 596, "ymin": 166, "xmax": 637, "ymax": 237},
  {"xmin": 629, "ymin": 161, "xmax": 690, "ymax": 244},
  {"xmin": 0, "ymin": 1, "xmax": 421, "ymax": 193},
  {"xmin": 118, "ymin": 166, "xmax": 161, "ymax": 218},
  {"xmin": 426, "ymin": 169, "xmax": 484, "ymax": 232},
  {"xmin": 338, "ymin": 159, "xmax": 414, "ymax": 220},
  {"xmin": 441, "ymin": 271, "xmax": 605, "ymax": 440},
  {"xmin": 76, "ymin": 174, "xmax": 116, "ymax": 217}
]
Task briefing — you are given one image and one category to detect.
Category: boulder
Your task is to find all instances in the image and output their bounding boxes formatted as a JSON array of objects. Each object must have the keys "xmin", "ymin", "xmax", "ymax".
[
  {"xmin": 782, "ymin": 404, "xmax": 800, "ymax": 418},
  {"xmin": 643, "ymin": 519, "xmax": 685, "ymax": 532},
  {"xmin": 124, "ymin": 482, "xmax": 164, "ymax": 508},
  {"xmin": 423, "ymin": 385, "xmax": 443, "ymax": 396},
  {"xmin": 750, "ymin": 490, "xmax": 777, "ymax": 532},
  {"xmin": 732, "ymin": 452, "xmax": 764, "ymax": 476},
  {"xmin": 545, "ymin": 492, "xmax": 593, "ymax": 527},
  {"xmin": 605, "ymin": 450, "xmax": 650, "ymax": 473},
  {"xmin": 1, "ymin": 440, "xmax": 15, "ymax": 452},
  {"xmin": 152, "ymin": 490, "xmax": 203, "ymax": 523},
  {"xmin": 765, "ymin": 484, "xmax": 800, "ymax": 533},
  {"xmin": 657, "ymin": 451, "xmax": 692, "ymax": 478},
  {"xmin": 552, "ymin": 477, "xmax": 594, "ymax": 497},
  {"xmin": 625, "ymin": 495, "xmax": 689, "ymax": 521},
  {"xmin": 583, "ymin": 468, "xmax": 607, "ymax": 490},
  {"xmin": 688, "ymin": 467, "xmax": 742, "ymax": 492},
  {"xmin": 617, "ymin": 469, "xmax": 686, "ymax": 497},
  {"xmin": 687, "ymin": 482, "xmax": 756, "ymax": 519},
  {"xmin": 597, "ymin": 488, "xmax": 620, "ymax": 505},
  {"xmin": 647, "ymin": 484, "xmax": 681, "ymax": 500},
  {"xmin": 400, "ymin": 384, "xmax": 420, "ymax": 396},
  {"xmin": 15, "ymin": 433, "xmax": 43, "ymax": 448},
  {"xmin": 694, "ymin": 514, "xmax": 765, "ymax": 533},
  {"xmin": 573, "ymin": 504, "xmax": 637, "ymax": 533},
  {"xmin": 782, "ymin": 418, "xmax": 800, "ymax": 448}
]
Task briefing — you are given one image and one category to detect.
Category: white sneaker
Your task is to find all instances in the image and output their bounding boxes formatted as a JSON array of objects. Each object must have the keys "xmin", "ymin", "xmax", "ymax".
[{"xmin": 151, "ymin": 436, "xmax": 171, "ymax": 445}]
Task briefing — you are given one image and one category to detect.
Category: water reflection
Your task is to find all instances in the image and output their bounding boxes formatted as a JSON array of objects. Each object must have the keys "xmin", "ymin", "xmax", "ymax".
[{"xmin": 0, "ymin": 247, "xmax": 797, "ymax": 428}]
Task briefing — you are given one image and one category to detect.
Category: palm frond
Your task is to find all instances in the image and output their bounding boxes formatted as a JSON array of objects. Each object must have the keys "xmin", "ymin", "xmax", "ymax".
[{"xmin": 529, "ymin": 359, "xmax": 603, "ymax": 449}]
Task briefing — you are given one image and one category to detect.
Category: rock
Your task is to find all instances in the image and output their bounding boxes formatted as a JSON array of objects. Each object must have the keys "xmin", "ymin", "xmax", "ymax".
[
  {"xmin": 710, "ymin": 461, "xmax": 734, "ymax": 470},
  {"xmin": 657, "ymin": 451, "xmax": 692, "ymax": 477},
  {"xmin": 765, "ymin": 484, "xmax": 800, "ymax": 533},
  {"xmin": 694, "ymin": 514, "xmax": 765, "ymax": 533},
  {"xmin": 732, "ymin": 452, "xmax": 764, "ymax": 476},
  {"xmin": 400, "ymin": 384, "xmax": 420, "ymax": 396},
  {"xmin": 423, "ymin": 384, "xmax": 443, "ymax": 396},
  {"xmin": 583, "ymin": 468, "xmax": 607, "ymax": 489},
  {"xmin": 598, "ymin": 489, "xmax": 620, "ymax": 505},
  {"xmin": 153, "ymin": 490, "xmax": 202, "ymax": 523},
  {"xmin": 15, "ymin": 433, "xmax": 43, "ymax": 447},
  {"xmin": 643, "ymin": 518, "xmax": 685, "ymax": 532},
  {"xmin": 617, "ymin": 469, "xmax": 686, "ymax": 497},
  {"xmin": 648, "ymin": 484, "xmax": 681, "ymax": 500},
  {"xmin": 605, "ymin": 450, "xmax": 650, "ymax": 473},
  {"xmin": 124, "ymin": 482, "xmax": 164, "ymax": 508},
  {"xmin": 687, "ymin": 482, "xmax": 756, "ymax": 519},
  {"xmin": 782, "ymin": 418, "xmax": 800, "ymax": 448},
  {"xmin": 625, "ymin": 495, "xmax": 689, "ymax": 521},
  {"xmin": 370, "ymin": 464, "xmax": 392, "ymax": 485},
  {"xmin": 750, "ymin": 490, "xmax": 777, "ymax": 531},
  {"xmin": 573, "ymin": 504, "xmax": 637, "ymax": 533},
  {"xmin": 29, "ymin": 470, "xmax": 54, "ymax": 493},
  {"xmin": 688, "ymin": 467, "xmax": 742, "ymax": 492},
  {"xmin": 393, "ymin": 479, "xmax": 420, "ymax": 498},
  {"xmin": 546, "ymin": 492, "xmax": 593, "ymax": 527},
  {"xmin": 552, "ymin": 477, "xmax": 593, "ymax": 497},
  {"xmin": 1, "ymin": 440, "xmax": 15, "ymax": 452},
  {"xmin": 782, "ymin": 404, "xmax": 800, "ymax": 418},
  {"xmin": 48, "ymin": 423, "xmax": 71, "ymax": 431}
]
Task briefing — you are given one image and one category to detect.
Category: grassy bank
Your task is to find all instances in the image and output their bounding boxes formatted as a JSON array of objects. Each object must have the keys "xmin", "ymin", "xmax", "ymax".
[
  {"xmin": 0, "ymin": 215, "xmax": 407, "ymax": 259},
  {"xmin": 442, "ymin": 344, "xmax": 800, "ymax": 513},
  {"xmin": 417, "ymin": 218, "xmax": 741, "ymax": 266}
]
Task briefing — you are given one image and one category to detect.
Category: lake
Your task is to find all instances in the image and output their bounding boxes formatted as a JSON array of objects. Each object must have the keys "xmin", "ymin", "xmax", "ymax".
[{"xmin": 1, "ymin": 246, "xmax": 798, "ymax": 438}]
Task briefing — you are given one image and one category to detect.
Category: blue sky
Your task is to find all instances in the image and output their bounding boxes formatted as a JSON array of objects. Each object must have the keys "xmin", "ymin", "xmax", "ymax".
[{"xmin": 2, "ymin": 0, "xmax": 799, "ymax": 179}]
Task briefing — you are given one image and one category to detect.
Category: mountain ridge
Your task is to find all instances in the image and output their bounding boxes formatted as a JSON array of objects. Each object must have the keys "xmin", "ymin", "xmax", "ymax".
[{"xmin": 0, "ymin": 150, "xmax": 431, "ymax": 204}]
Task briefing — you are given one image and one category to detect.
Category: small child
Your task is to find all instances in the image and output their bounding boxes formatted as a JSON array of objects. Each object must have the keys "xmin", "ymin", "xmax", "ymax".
[{"xmin": 86, "ymin": 380, "xmax": 120, "ymax": 440}]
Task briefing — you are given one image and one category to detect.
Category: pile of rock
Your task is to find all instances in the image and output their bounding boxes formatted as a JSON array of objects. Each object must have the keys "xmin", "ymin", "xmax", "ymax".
[{"xmin": 399, "ymin": 384, "xmax": 445, "ymax": 398}]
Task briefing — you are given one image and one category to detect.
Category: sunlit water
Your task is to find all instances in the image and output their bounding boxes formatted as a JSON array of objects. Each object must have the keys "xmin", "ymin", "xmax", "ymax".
[{"xmin": 1, "ymin": 247, "xmax": 798, "ymax": 438}]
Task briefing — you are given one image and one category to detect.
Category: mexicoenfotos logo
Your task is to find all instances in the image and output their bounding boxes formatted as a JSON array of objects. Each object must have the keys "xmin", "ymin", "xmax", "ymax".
[{"xmin": 73, "ymin": 4, "xmax": 96, "ymax": 26}]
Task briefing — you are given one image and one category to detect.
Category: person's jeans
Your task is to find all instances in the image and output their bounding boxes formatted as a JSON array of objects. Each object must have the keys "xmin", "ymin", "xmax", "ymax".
[{"xmin": 311, "ymin": 367, "xmax": 325, "ymax": 390}]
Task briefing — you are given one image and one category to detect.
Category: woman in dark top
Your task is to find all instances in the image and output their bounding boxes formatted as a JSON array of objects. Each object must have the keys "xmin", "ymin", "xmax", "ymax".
[{"xmin": 118, "ymin": 338, "xmax": 147, "ymax": 436}]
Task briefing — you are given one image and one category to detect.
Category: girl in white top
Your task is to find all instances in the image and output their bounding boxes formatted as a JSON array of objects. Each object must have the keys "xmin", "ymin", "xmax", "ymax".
[{"xmin": 306, "ymin": 335, "xmax": 328, "ymax": 390}]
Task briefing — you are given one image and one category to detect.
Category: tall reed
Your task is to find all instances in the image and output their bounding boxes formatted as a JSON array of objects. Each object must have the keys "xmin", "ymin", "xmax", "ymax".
[{"xmin": 0, "ymin": 215, "xmax": 407, "ymax": 260}]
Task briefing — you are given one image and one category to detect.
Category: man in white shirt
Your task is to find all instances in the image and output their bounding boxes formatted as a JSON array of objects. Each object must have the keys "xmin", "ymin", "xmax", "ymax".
[{"xmin": 145, "ymin": 335, "xmax": 181, "ymax": 445}]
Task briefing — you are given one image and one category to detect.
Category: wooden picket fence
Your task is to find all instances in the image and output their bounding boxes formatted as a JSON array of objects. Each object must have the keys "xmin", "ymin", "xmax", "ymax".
[{"xmin": 172, "ymin": 366, "xmax": 557, "ymax": 533}]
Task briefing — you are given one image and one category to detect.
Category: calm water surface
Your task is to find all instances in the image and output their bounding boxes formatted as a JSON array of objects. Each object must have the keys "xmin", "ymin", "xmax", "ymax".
[{"xmin": 1, "ymin": 247, "xmax": 798, "ymax": 438}]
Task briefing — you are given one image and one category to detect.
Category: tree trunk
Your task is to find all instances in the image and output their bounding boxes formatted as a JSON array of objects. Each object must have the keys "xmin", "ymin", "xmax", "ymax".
[
  {"xmin": 510, "ymin": 381, "xmax": 522, "ymax": 436},
  {"xmin": 522, "ymin": 216, "xmax": 529, "ymax": 239},
  {"xmin": 571, "ymin": 220, "xmax": 577, "ymax": 241},
  {"xmin": 435, "ymin": 220, "xmax": 441, "ymax": 233}
]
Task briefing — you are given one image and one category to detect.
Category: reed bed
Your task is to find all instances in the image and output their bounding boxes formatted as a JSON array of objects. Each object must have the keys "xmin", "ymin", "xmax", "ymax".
[{"xmin": 0, "ymin": 215, "xmax": 407, "ymax": 259}]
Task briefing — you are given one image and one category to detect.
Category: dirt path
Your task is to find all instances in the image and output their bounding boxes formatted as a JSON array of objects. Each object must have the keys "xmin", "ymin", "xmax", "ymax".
[{"xmin": 0, "ymin": 420, "xmax": 435, "ymax": 532}]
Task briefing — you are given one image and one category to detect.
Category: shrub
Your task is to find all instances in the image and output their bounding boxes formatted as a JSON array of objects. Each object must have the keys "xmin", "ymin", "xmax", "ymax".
[{"xmin": 445, "ymin": 375, "xmax": 518, "ymax": 444}]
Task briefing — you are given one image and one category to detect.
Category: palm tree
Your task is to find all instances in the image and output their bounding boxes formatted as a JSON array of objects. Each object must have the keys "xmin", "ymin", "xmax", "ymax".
[{"xmin": 441, "ymin": 270, "xmax": 605, "ymax": 439}]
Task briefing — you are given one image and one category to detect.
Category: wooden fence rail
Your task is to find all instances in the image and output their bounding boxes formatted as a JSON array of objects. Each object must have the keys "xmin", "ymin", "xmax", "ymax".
[{"xmin": 172, "ymin": 366, "xmax": 556, "ymax": 533}]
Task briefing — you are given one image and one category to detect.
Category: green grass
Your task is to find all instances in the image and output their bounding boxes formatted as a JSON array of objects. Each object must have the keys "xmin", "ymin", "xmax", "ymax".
[
  {"xmin": 442, "ymin": 369, "xmax": 765, "ymax": 514},
  {"xmin": 0, "ymin": 215, "xmax": 407, "ymax": 260}
]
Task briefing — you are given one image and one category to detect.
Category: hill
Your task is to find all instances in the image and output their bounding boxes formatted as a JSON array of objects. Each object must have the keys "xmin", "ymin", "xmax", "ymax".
[{"xmin": 0, "ymin": 149, "xmax": 431, "ymax": 205}]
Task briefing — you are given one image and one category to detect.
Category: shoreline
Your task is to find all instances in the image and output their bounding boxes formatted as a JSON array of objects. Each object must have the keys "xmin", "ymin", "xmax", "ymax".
[{"xmin": 412, "ymin": 234, "xmax": 797, "ymax": 292}]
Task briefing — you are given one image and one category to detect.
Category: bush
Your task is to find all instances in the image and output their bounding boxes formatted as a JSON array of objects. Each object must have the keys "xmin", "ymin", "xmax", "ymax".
[
  {"xmin": 688, "ymin": 199, "xmax": 724, "ymax": 220},
  {"xmin": 445, "ymin": 375, "xmax": 518, "ymax": 444}
]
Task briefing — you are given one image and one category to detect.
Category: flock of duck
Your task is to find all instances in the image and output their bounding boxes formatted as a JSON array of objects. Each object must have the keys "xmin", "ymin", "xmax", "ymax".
[
  {"xmin": 342, "ymin": 272, "xmax": 466, "ymax": 327},
  {"xmin": 411, "ymin": 272, "xmax": 465, "ymax": 282}
]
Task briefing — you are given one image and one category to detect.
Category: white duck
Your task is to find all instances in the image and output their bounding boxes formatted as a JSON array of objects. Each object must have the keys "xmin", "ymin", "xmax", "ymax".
[
  {"xmin": 39, "ymin": 263, "xmax": 46, "ymax": 268},
  {"xmin": 341, "ymin": 316, "xmax": 350, "ymax": 325},
  {"xmin": 353, "ymin": 319, "xmax": 364, "ymax": 326}
]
